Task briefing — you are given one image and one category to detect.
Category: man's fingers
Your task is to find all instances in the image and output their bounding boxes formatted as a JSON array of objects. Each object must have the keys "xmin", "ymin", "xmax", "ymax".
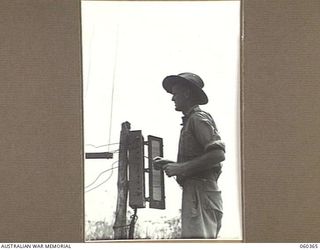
[
  {"xmin": 153, "ymin": 156, "xmax": 162, "ymax": 161},
  {"xmin": 153, "ymin": 158, "xmax": 174, "ymax": 165}
]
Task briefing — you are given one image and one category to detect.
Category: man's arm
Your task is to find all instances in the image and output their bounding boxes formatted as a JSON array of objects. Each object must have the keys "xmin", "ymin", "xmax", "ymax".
[{"xmin": 164, "ymin": 148, "xmax": 225, "ymax": 177}]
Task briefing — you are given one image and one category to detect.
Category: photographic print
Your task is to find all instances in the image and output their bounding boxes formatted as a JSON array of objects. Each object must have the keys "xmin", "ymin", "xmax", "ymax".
[{"xmin": 82, "ymin": 0, "xmax": 241, "ymax": 241}]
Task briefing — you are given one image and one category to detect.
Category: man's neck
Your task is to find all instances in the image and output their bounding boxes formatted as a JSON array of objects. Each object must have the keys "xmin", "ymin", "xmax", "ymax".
[{"xmin": 182, "ymin": 104, "xmax": 199, "ymax": 116}]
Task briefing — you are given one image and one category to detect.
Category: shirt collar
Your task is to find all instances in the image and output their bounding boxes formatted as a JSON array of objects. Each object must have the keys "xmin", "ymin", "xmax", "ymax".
[{"xmin": 181, "ymin": 105, "xmax": 200, "ymax": 125}]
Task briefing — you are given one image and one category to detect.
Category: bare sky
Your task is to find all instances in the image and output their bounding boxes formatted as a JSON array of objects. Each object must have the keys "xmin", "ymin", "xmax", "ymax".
[{"xmin": 82, "ymin": 0, "xmax": 241, "ymax": 239}]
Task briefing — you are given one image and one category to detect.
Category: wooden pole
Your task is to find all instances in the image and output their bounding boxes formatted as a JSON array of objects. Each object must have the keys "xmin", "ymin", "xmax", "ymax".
[{"xmin": 113, "ymin": 121, "xmax": 130, "ymax": 239}]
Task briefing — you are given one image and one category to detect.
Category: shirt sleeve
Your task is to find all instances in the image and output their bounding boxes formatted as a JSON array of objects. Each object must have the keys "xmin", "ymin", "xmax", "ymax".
[{"xmin": 190, "ymin": 112, "xmax": 226, "ymax": 153}]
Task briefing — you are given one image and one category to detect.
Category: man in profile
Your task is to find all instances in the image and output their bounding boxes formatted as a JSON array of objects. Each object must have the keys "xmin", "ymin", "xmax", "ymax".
[{"xmin": 154, "ymin": 72, "xmax": 225, "ymax": 239}]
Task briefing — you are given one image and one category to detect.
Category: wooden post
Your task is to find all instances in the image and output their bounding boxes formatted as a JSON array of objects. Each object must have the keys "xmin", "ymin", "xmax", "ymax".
[
  {"xmin": 113, "ymin": 121, "xmax": 130, "ymax": 239},
  {"xmin": 128, "ymin": 208, "xmax": 137, "ymax": 239}
]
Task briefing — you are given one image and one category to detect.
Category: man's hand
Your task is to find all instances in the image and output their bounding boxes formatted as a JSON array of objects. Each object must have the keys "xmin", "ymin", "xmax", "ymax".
[
  {"xmin": 153, "ymin": 157, "xmax": 185, "ymax": 177},
  {"xmin": 153, "ymin": 157, "xmax": 174, "ymax": 170},
  {"xmin": 163, "ymin": 162, "xmax": 184, "ymax": 177}
]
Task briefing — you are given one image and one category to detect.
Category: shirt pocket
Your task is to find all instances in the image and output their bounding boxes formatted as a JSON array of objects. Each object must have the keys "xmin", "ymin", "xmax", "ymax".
[{"xmin": 179, "ymin": 130, "xmax": 202, "ymax": 160}]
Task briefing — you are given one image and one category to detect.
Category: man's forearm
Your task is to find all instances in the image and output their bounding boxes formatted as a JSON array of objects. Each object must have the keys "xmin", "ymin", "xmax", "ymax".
[{"xmin": 179, "ymin": 149, "xmax": 225, "ymax": 177}]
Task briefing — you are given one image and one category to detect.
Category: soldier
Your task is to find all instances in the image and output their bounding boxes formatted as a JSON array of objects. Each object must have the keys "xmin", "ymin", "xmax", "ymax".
[{"xmin": 154, "ymin": 72, "xmax": 226, "ymax": 239}]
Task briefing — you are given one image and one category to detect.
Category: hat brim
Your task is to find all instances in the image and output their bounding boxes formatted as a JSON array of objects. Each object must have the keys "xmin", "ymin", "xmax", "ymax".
[{"xmin": 162, "ymin": 75, "xmax": 208, "ymax": 105}]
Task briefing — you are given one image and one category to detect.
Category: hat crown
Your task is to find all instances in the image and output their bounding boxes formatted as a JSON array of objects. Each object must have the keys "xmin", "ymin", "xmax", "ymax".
[
  {"xmin": 162, "ymin": 72, "xmax": 208, "ymax": 105},
  {"xmin": 178, "ymin": 72, "xmax": 204, "ymax": 89}
]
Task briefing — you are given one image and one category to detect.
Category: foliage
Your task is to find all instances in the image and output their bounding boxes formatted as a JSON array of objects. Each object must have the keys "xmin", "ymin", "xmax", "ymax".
[
  {"xmin": 86, "ymin": 211, "xmax": 181, "ymax": 240},
  {"xmin": 136, "ymin": 215, "xmax": 181, "ymax": 239},
  {"xmin": 85, "ymin": 220, "xmax": 114, "ymax": 241}
]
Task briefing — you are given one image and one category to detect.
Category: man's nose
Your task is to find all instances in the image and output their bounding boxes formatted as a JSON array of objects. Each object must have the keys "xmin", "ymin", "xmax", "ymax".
[{"xmin": 171, "ymin": 95, "xmax": 175, "ymax": 101}]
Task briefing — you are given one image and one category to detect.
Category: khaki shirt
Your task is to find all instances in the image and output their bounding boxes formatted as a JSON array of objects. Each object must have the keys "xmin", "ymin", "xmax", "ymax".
[
  {"xmin": 177, "ymin": 105, "xmax": 225, "ymax": 186},
  {"xmin": 177, "ymin": 105, "xmax": 225, "ymax": 238}
]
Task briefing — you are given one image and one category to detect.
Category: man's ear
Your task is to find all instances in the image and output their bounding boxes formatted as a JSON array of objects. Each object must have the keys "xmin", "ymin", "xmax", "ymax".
[{"xmin": 183, "ymin": 86, "xmax": 191, "ymax": 98}]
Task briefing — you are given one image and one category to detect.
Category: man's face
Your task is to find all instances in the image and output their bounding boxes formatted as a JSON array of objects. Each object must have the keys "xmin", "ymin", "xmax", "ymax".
[{"xmin": 171, "ymin": 83, "xmax": 189, "ymax": 112}]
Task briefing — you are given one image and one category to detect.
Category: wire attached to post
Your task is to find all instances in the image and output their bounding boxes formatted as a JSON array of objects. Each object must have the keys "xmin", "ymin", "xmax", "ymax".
[{"xmin": 85, "ymin": 161, "xmax": 119, "ymax": 190}]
